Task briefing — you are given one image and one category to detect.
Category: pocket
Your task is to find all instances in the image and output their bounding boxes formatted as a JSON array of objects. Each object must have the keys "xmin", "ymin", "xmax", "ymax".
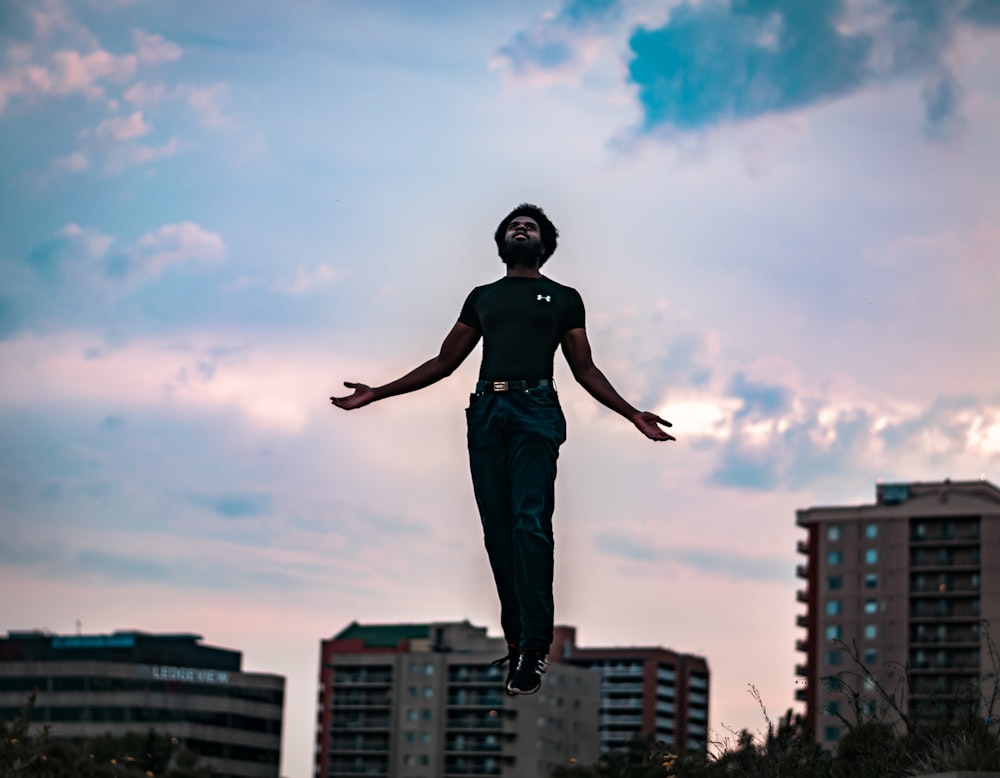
[{"xmin": 524, "ymin": 387, "xmax": 558, "ymax": 406}]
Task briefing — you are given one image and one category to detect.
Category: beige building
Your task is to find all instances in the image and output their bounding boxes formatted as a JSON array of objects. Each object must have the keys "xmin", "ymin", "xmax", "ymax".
[
  {"xmin": 0, "ymin": 630, "xmax": 285, "ymax": 778},
  {"xmin": 315, "ymin": 621, "xmax": 600, "ymax": 778},
  {"xmin": 795, "ymin": 479, "xmax": 1000, "ymax": 746}
]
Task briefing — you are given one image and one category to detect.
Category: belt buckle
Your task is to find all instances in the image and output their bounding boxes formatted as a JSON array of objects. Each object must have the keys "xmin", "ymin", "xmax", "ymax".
[{"xmin": 493, "ymin": 381, "xmax": 508, "ymax": 392}]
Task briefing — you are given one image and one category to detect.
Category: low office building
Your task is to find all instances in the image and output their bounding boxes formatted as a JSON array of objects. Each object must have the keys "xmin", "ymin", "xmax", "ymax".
[
  {"xmin": 315, "ymin": 620, "xmax": 600, "ymax": 778},
  {"xmin": 552, "ymin": 625, "xmax": 710, "ymax": 754},
  {"xmin": 0, "ymin": 630, "xmax": 284, "ymax": 778}
]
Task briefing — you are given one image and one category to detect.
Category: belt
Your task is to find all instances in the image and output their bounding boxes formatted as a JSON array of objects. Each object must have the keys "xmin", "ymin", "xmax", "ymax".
[{"xmin": 475, "ymin": 378, "xmax": 554, "ymax": 394}]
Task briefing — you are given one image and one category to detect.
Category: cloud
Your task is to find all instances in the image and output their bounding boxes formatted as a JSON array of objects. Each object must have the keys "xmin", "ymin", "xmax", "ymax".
[
  {"xmin": 132, "ymin": 29, "xmax": 181, "ymax": 66},
  {"xmin": 625, "ymin": 0, "xmax": 995, "ymax": 135},
  {"xmin": 51, "ymin": 150, "xmax": 89, "ymax": 172},
  {"xmin": 190, "ymin": 492, "xmax": 276, "ymax": 519},
  {"xmin": 127, "ymin": 222, "xmax": 225, "ymax": 279},
  {"xmin": 122, "ymin": 80, "xmax": 233, "ymax": 128},
  {"xmin": 0, "ymin": 11, "xmax": 181, "ymax": 115},
  {"xmin": 703, "ymin": 380, "xmax": 1000, "ymax": 491},
  {"xmin": 122, "ymin": 80, "xmax": 165, "ymax": 106},
  {"xmin": 0, "ymin": 222, "xmax": 224, "ymax": 337},
  {"xmin": 180, "ymin": 82, "xmax": 231, "ymax": 128},
  {"xmin": 596, "ymin": 530, "xmax": 790, "ymax": 583},
  {"xmin": 492, "ymin": 0, "xmax": 622, "ymax": 86},
  {"xmin": 89, "ymin": 109, "xmax": 151, "ymax": 141},
  {"xmin": 922, "ymin": 67, "xmax": 964, "ymax": 140}
]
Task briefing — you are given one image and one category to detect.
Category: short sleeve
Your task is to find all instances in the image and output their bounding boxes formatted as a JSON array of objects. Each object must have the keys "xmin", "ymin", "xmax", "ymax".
[
  {"xmin": 458, "ymin": 287, "xmax": 482, "ymax": 331},
  {"xmin": 563, "ymin": 287, "xmax": 585, "ymax": 331}
]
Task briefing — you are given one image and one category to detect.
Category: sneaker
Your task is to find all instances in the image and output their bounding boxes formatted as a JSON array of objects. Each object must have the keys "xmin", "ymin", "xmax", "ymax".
[
  {"xmin": 491, "ymin": 643, "xmax": 519, "ymax": 690},
  {"xmin": 507, "ymin": 650, "xmax": 548, "ymax": 695}
]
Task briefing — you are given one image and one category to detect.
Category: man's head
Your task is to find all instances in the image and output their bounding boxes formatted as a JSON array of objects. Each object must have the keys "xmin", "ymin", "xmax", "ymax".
[{"xmin": 494, "ymin": 203, "xmax": 559, "ymax": 267}]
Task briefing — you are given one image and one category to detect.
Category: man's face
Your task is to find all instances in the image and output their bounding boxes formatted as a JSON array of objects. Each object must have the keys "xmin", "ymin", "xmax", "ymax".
[{"xmin": 503, "ymin": 216, "xmax": 544, "ymax": 264}]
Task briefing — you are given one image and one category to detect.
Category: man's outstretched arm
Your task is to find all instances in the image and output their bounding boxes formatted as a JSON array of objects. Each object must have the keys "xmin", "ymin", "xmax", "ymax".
[
  {"xmin": 331, "ymin": 322, "xmax": 481, "ymax": 410},
  {"xmin": 560, "ymin": 327, "xmax": 675, "ymax": 442}
]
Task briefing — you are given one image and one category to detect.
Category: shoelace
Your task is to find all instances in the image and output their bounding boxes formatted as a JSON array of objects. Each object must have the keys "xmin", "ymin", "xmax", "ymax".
[{"xmin": 491, "ymin": 645, "xmax": 519, "ymax": 668}]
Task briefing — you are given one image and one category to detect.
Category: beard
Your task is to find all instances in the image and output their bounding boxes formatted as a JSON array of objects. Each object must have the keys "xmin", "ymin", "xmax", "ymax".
[{"xmin": 502, "ymin": 239, "xmax": 543, "ymax": 267}]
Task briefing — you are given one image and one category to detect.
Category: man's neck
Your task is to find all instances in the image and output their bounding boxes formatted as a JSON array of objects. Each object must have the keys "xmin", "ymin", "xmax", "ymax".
[{"xmin": 505, "ymin": 264, "xmax": 542, "ymax": 278}]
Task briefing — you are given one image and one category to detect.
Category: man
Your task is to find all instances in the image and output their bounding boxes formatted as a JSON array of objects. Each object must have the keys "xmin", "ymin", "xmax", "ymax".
[{"xmin": 331, "ymin": 203, "xmax": 674, "ymax": 695}]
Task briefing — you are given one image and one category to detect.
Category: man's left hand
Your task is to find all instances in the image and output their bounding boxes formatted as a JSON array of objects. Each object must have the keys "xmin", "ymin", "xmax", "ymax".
[{"xmin": 632, "ymin": 411, "xmax": 675, "ymax": 442}]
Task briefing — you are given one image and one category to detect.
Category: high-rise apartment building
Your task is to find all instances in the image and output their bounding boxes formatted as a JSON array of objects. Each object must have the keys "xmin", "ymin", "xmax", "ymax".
[
  {"xmin": 0, "ymin": 630, "xmax": 285, "ymax": 778},
  {"xmin": 315, "ymin": 620, "xmax": 600, "ymax": 778},
  {"xmin": 552, "ymin": 625, "xmax": 709, "ymax": 754},
  {"xmin": 795, "ymin": 479, "xmax": 1000, "ymax": 746}
]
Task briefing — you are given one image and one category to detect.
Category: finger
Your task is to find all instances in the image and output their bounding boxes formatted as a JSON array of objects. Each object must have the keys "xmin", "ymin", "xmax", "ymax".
[{"xmin": 655, "ymin": 416, "xmax": 673, "ymax": 427}]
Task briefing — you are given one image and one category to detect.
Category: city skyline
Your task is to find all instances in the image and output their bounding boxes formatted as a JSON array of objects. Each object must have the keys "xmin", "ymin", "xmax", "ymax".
[{"xmin": 2, "ymin": 2, "xmax": 999, "ymax": 777}]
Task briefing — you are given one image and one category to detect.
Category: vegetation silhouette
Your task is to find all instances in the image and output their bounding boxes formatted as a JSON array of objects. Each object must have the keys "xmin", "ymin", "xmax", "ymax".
[
  {"xmin": 1, "ymin": 693, "xmax": 210, "ymax": 778},
  {"xmin": 549, "ymin": 623, "xmax": 1000, "ymax": 777}
]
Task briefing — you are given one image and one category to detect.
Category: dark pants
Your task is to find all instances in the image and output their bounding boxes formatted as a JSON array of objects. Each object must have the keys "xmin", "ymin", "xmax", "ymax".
[{"xmin": 466, "ymin": 383, "xmax": 566, "ymax": 653}]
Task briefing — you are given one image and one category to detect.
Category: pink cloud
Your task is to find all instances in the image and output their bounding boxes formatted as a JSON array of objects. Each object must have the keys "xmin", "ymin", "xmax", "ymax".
[
  {"xmin": 91, "ymin": 109, "xmax": 151, "ymax": 141},
  {"xmin": 135, "ymin": 222, "xmax": 225, "ymax": 275},
  {"xmin": 123, "ymin": 80, "xmax": 166, "ymax": 106},
  {"xmin": 132, "ymin": 29, "xmax": 182, "ymax": 66},
  {"xmin": 51, "ymin": 150, "xmax": 90, "ymax": 172}
]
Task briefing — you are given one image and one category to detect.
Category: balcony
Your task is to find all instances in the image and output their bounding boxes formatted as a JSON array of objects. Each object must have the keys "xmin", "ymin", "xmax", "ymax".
[
  {"xmin": 600, "ymin": 698, "xmax": 643, "ymax": 711},
  {"xmin": 446, "ymin": 715, "xmax": 504, "ymax": 731},
  {"xmin": 797, "ymin": 539, "xmax": 809, "ymax": 555},
  {"xmin": 795, "ymin": 664, "xmax": 808, "ymax": 677},
  {"xmin": 796, "ymin": 614, "xmax": 808, "ymax": 628},
  {"xmin": 796, "ymin": 590, "xmax": 808, "ymax": 603},
  {"xmin": 796, "ymin": 564, "xmax": 809, "ymax": 579},
  {"xmin": 794, "ymin": 688, "xmax": 807, "ymax": 701},
  {"xmin": 448, "ymin": 691, "xmax": 505, "ymax": 708},
  {"xmin": 330, "ymin": 667, "xmax": 393, "ymax": 686},
  {"xmin": 796, "ymin": 639, "xmax": 808, "ymax": 653}
]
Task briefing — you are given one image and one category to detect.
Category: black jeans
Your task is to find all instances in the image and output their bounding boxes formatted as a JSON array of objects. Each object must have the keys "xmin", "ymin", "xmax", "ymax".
[{"xmin": 466, "ymin": 383, "xmax": 566, "ymax": 653}]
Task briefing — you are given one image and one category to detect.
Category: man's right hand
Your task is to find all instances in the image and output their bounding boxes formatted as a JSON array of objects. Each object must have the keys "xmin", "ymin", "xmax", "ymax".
[{"xmin": 330, "ymin": 382, "xmax": 377, "ymax": 410}]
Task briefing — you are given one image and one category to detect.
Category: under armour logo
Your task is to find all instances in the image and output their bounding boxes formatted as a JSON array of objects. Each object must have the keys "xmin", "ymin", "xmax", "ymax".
[{"xmin": 537, "ymin": 294, "xmax": 551, "ymax": 302}]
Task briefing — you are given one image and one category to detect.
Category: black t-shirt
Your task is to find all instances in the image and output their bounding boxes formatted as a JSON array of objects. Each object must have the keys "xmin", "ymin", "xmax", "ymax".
[{"xmin": 458, "ymin": 276, "xmax": 586, "ymax": 381}]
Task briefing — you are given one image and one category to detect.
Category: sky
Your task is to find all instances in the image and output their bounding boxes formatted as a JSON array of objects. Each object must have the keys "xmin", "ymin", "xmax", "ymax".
[{"xmin": 1, "ymin": 0, "xmax": 999, "ymax": 774}]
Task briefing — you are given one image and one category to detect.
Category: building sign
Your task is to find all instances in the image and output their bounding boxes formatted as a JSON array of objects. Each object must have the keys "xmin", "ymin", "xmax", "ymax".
[{"xmin": 139, "ymin": 665, "xmax": 232, "ymax": 684}]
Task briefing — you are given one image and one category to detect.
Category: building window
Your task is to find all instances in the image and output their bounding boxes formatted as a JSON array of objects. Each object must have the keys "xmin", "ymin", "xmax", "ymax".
[
  {"xmin": 864, "ymin": 624, "xmax": 878, "ymax": 640},
  {"xmin": 864, "ymin": 599, "xmax": 878, "ymax": 614},
  {"xmin": 827, "ymin": 526, "xmax": 842, "ymax": 541},
  {"xmin": 827, "ymin": 550, "xmax": 843, "ymax": 565},
  {"xmin": 824, "ymin": 726, "xmax": 841, "ymax": 741},
  {"xmin": 865, "ymin": 523, "xmax": 878, "ymax": 539},
  {"xmin": 864, "ymin": 573, "xmax": 878, "ymax": 589},
  {"xmin": 863, "ymin": 649, "xmax": 878, "ymax": 665},
  {"xmin": 826, "ymin": 600, "xmax": 842, "ymax": 616},
  {"xmin": 420, "ymin": 733, "xmax": 431, "ymax": 744},
  {"xmin": 827, "ymin": 650, "xmax": 842, "ymax": 666},
  {"xmin": 828, "ymin": 575, "xmax": 843, "ymax": 590},
  {"xmin": 825, "ymin": 625, "xmax": 842, "ymax": 640},
  {"xmin": 406, "ymin": 708, "xmax": 417, "ymax": 721},
  {"xmin": 824, "ymin": 701, "xmax": 841, "ymax": 716},
  {"xmin": 424, "ymin": 664, "xmax": 434, "ymax": 676},
  {"xmin": 421, "ymin": 709, "xmax": 432, "ymax": 721},
  {"xmin": 865, "ymin": 549, "xmax": 878, "ymax": 564},
  {"xmin": 423, "ymin": 687, "xmax": 433, "ymax": 698}
]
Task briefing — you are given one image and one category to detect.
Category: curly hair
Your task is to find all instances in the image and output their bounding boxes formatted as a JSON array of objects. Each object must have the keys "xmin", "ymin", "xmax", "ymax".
[{"xmin": 494, "ymin": 203, "xmax": 559, "ymax": 266}]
